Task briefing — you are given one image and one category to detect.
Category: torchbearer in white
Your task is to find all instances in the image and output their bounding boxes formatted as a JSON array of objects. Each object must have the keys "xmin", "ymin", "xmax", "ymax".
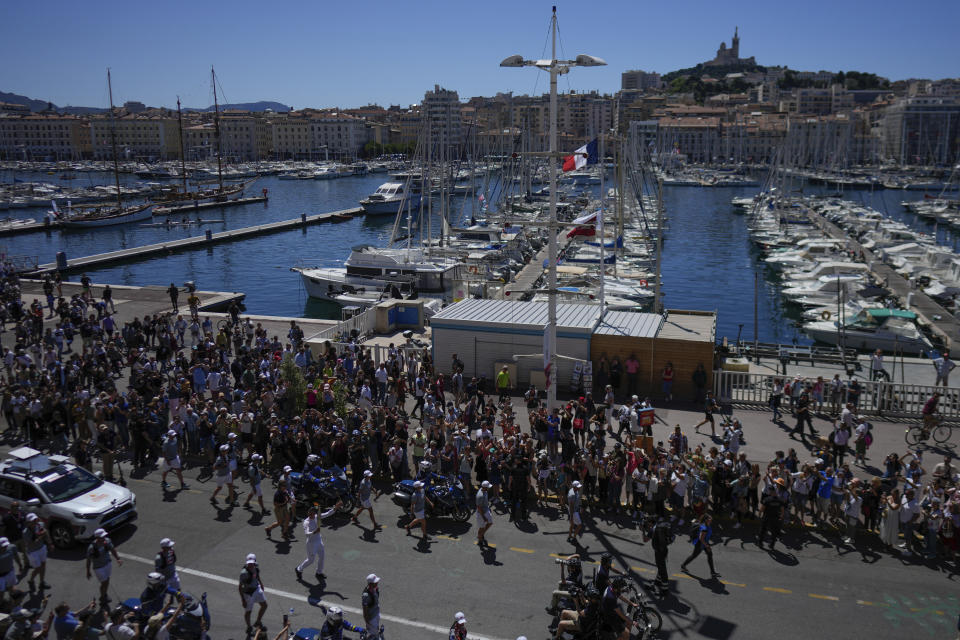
[{"xmin": 295, "ymin": 504, "xmax": 336, "ymax": 583}]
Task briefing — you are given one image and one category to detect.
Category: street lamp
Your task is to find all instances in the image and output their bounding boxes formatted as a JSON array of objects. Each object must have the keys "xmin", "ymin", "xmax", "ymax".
[{"xmin": 500, "ymin": 6, "xmax": 605, "ymax": 410}]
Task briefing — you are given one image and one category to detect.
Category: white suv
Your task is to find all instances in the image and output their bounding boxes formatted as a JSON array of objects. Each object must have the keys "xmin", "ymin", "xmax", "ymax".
[{"xmin": 0, "ymin": 447, "xmax": 137, "ymax": 548}]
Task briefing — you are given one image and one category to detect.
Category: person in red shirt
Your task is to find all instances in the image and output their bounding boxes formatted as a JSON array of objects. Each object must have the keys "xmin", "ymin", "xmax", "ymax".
[
  {"xmin": 625, "ymin": 354, "xmax": 640, "ymax": 397},
  {"xmin": 662, "ymin": 362, "xmax": 674, "ymax": 402}
]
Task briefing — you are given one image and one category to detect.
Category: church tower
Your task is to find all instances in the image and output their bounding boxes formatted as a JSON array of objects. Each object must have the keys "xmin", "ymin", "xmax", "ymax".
[{"xmin": 732, "ymin": 26, "xmax": 740, "ymax": 59}]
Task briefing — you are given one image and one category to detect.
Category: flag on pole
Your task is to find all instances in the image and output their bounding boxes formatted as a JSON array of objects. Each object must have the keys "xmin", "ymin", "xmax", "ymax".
[
  {"xmin": 50, "ymin": 200, "xmax": 60, "ymax": 218},
  {"xmin": 562, "ymin": 138, "xmax": 598, "ymax": 172},
  {"xmin": 566, "ymin": 209, "xmax": 600, "ymax": 238}
]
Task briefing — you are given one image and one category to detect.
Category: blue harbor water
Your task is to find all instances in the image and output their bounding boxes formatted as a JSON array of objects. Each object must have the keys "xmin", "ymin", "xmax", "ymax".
[{"xmin": 1, "ymin": 169, "xmax": 941, "ymax": 344}]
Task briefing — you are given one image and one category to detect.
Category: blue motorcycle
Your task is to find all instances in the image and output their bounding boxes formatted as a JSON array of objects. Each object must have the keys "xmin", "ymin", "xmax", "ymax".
[
  {"xmin": 392, "ymin": 473, "xmax": 471, "ymax": 522},
  {"xmin": 290, "ymin": 466, "xmax": 356, "ymax": 514}
]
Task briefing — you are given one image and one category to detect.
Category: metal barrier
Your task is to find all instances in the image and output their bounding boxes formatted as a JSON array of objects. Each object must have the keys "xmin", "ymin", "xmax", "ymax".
[
  {"xmin": 713, "ymin": 370, "xmax": 960, "ymax": 420},
  {"xmin": 313, "ymin": 340, "xmax": 426, "ymax": 367},
  {"xmin": 308, "ymin": 307, "xmax": 378, "ymax": 342}
]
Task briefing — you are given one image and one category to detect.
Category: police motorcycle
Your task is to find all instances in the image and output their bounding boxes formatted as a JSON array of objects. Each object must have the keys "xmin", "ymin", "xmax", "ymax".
[
  {"xmin": 290, "ymin": 456, "xmax": 356, "ymax": 515},
  {"xmin": 391, "ymin": 461, "xmax": 471, "ymax": 522},
  {"xmin": 292, "ymin": 604, "xmax": 384, "ymax": 640},
  {"xmin": 119, "ymin": 572, "xmax": 211, "ymax": 640}
]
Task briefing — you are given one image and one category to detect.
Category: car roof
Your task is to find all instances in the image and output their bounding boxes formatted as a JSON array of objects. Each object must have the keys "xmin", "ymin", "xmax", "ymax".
[{"xmin": 2, "ymin": 447, "xmax": 72, "ymax": 478}]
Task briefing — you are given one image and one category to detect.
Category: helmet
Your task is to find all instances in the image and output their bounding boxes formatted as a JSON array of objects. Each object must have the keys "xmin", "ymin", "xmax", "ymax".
[
  {"xmin": 147, "ymin": 572, "xmax": 165, "ymax": 587},
  {"xmin": 567, "ymin": 557, "xmax": 582, "ymax": 576},
  {"xmin": 612, "ymin": 576, "xmax": 627, "ymax": 591},
  {"xmin": 600, "ymin": 553, "xmax": 613, "ymax": 567},
  {"xmin": 306, "ymin": 454, "xmax": 319, "ymax": 466},
  {"xmin": 419, "ymin": 460, "xmax": 432, "ymax": 471},
  {"xmin": 326, "ymin": 606, "xmax": 343, "ymax": 626}
]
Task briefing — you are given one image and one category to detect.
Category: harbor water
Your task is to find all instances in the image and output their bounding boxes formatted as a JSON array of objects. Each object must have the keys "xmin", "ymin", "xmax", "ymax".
[{"xmin": 1, "ymin": 169, "xmax": 942, "ymax": 344}]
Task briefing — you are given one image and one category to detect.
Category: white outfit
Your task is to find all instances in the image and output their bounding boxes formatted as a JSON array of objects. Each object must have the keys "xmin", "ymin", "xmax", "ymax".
[
  {"xmin": 161, "ymin": 456, "xmax": 182, "ymax": 471},
  {"xmin": 243, "ymin": 588, "xmax": 266, "ymax": 611},
  {"xmin": 28, "ymin": 546, "xmax": 48, "ymax": 568},
  {"xmin": 94, "ymin": 563, "xmax": 112, "ymax": 583},
  {"xmin": 296, "ymin": 509, "xmax": 334, "ymax": 575}
]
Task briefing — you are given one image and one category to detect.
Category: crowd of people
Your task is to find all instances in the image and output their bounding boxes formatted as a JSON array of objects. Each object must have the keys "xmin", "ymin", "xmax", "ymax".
[{"xmin": 1, "ymin": 266, "xmax": 959, "ymax": 639}]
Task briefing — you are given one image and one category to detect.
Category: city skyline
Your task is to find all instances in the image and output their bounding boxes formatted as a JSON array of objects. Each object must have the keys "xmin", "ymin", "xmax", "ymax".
[{"xmin": 2, "ymin": 0, "xmax": 958, "ymax": 111}]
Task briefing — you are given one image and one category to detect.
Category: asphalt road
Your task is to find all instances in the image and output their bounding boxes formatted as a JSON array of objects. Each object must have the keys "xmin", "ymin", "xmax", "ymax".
[{"xmin": 13, "ymin": 438, "xmax": 958, "ymax": 640}]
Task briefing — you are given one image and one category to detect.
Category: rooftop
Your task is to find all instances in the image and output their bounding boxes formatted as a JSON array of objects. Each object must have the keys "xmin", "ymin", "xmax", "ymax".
[{"xmin": 431, "ymin": 299, "xmax": 601, "ymax": 332}]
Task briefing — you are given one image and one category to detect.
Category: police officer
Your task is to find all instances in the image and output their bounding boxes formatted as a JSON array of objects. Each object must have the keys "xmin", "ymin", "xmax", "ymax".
[
  {"xmin": 243, "ymin": 453, "xmax": 266, "ymax": 512},
  {"xmin": 154, "ymin": 538, "xmax": 180, "ymax": 591},
  {"xmin": 508, "ymin": 451, "xmax": 530, "ymax": 522},
  {"xmin": 476, "ymin": 480, "xmax": 493, "ymax": 546},
  {"xmin": 320, "ymin": 606, "xmax": 364, "ymax": 640},
  {"xmin": 362, "ymin": 574, "xmax": 382, "ymax": 639},
  {"xmin": 239, "ymin": 553, "xmax": 268, "ymax": 633},
  {"xmin": 22, "ymin": 513, "xmax": 51, "ymax": 591},
  {"xmin": 405, "ymin": 481, "xmax": 433, "ymax": 540},
  {"xmin": 139, "ymin": 572, "xmax": 169, "ymax": 618},
  {"xmin": 85, "ymin": 528, "xmax": 122, "ymax": 606},
  {"xmin": 211, "ymin": 444, "xmax": 235, "ymax": 505},
  {"xmin": 160, "ymin": 430, "xmax": 188, "ymax": 490},
  {"xmin": 758, "ymin": 478, "xmax": 788, "ymax": 550},
  {"xmin": 352, "ymin": 469, "xmax": 382, "ymax": 529}
]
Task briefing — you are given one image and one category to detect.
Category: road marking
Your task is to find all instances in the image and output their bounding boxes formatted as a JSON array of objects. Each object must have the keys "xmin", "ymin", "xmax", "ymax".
[
  {"xmin": 720, "ymin": 581, "xmax": 746, "ymax": 587},
  {"xmin": 549, "ymin": 553, "xmax": 566, "ymax": 559},
  {"xmin": 857, "ymin": 600, "xmax": 890, "ymax": 608},
  {"xmin": 630, "ymin": 566, "xmax": 654, "ymax": 574},
  {"xmin": 763, "ymin": 587, "xmax": 792, "ymax": 594},
  {"xmin": 119, "ymin": 552, "xmax": 509, "ymax": 640},
  {"xmin": 436, "ymin": 535, "xmax": 458, "ymax": 541},
  {"xmin": 509, "ymin": 547, "xmax": 535, "ymax": 554},
  {"xmin": 671, "ymin": 573, "xmax": 694, "ymax": 580},
  {"xmin": 809, "ymin": 594, "xmax": 839, "ymax": 601},
  {"xmin": 909, "ymin": 608, "xmax": 945, "ymax": 615}
]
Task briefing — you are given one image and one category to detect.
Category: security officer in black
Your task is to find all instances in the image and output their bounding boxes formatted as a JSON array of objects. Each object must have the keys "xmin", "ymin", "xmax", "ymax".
[
  {"xmin": 648, "ymin": 516, "xmax": 673, "ymax": 595},
  {"xmin": 508, "ymin": 451, "xmax": 530, "ymax": 522}
]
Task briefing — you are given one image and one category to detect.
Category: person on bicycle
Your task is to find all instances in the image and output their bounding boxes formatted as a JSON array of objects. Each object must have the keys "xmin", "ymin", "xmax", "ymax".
[
  {"xmin": 320, "ymin": 606, "xmax": 365, "ymax": 640},
  {"xmin": 921, "ymin": 391, "xmax": 941, "ymax": 435}
]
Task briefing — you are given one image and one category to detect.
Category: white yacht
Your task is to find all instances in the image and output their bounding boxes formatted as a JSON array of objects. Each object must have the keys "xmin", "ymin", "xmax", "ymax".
[
  {"xmin": 359, "ymin": 182, "xmax": 422, "ymax": 216},
  {"xmin": 292, "ymin": 245, "xmax": 461, "ymax": 305},
  {"xmin": 802, "ymin": 308, "xmax": 933, "ymax": 354}
]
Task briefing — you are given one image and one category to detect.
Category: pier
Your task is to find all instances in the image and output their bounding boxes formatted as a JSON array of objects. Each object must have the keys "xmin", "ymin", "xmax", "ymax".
[
  {"xmin": 810, "ymin": 211, "xmax": 960, "ymax": 347},
  {"xmin": 0, "ymin": 218, "xmax": 59, "ymax": 237},
  {"xmin": 27, "ymin": 208, "xmax": 361, "ymax": 275},
  {"xmin": 502, "ymin": 229, "xmax": 574, "ymax": 298},
  {"xmin": 152, "ymin": 195, "xmax": 268, "ymax": 216}
]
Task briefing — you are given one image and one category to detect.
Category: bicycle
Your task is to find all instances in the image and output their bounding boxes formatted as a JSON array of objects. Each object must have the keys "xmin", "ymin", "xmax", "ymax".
[
  {"xmin": 620, "ymin": 578, "xmax": 663, "ymax": 639},
  {"xmin": 905, "ymin": 414, "xmax": 953, "ymax": 445}
]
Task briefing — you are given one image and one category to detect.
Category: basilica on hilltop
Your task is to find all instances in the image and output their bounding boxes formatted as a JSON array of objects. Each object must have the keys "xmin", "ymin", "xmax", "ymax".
[{"xmin": 704, "ymin": 27, "xmax": 757, "ymax": 67}]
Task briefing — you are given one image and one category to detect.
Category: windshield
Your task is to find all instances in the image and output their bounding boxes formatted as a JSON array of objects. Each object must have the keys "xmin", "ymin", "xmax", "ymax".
[{"xmin": 37, "ymin": 466, "xmax": 103, "ymax": 503}]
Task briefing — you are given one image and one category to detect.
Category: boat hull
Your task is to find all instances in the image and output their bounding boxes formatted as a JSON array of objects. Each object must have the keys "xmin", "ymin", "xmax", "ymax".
[
  {"xmin": 360, "ymin": 194, "xmax": 421, "ymax": 216},
  {"xmin": 60, "ymin": 204, "xmax": 153, "ymax": 228}
]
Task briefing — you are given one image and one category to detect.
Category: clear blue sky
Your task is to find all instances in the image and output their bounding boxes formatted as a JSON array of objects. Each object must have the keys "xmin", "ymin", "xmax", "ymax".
[{"xmin": 2, "ymin": 0, "xmax": 957, "ymax": 110}]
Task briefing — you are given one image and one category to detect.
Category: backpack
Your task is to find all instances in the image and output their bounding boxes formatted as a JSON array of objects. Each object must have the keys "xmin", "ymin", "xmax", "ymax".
[
  {"xmin": 863, "ymin": 432, "xmax": 873, "ymax": 448},
  {"xmin": 689, "ymin": 522, "xmax": 703, "ymax": 542}
]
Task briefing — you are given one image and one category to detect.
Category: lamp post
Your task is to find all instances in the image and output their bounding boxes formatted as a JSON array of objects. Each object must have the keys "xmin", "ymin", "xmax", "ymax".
[{"xmin": 500, "ymin": 6, "xmax": 605, "ymax": 409}]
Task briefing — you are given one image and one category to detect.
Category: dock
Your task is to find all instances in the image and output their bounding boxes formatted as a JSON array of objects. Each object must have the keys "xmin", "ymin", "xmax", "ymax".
[
  {"xmin": 0, "ymin": 218, "xmax": 59, "ymax": 237},
  {"xmin": 27, "ymin": 208, "xmax": 361, "ymax": 275},
  {"xmin": 152, "ymin": 195, "xmax": 268, "ymax": 216},
  {"xmin": 503, "ymin": 229, "xmax": 574, "ymax": 298},
  {"xmin": 810, "ymin": 212, "xmax": 960, "ymax": 347}
]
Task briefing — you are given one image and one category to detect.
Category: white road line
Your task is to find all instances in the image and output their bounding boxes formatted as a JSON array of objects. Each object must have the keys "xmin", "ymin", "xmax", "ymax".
[{"xmin": 118, "ymin": 552, "xmax": 509, "ymax": 640}]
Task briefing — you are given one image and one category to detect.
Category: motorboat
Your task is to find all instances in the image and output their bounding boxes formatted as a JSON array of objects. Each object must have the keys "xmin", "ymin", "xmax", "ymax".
[
  {"xmin": 359, "ymin": 182, "xmax": 422, "ymax": 216},
  {"xmin": 292, "ymin": 245, "xmax": 461, "ymax": 304},
  {"xmin": 802, "ymin": 308, "xmax": 933, "ymax": 354}
]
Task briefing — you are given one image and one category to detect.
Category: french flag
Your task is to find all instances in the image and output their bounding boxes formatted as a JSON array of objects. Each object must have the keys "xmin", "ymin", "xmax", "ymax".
[
  {"xmin": 566, "ymin": 210, "xmax": 600, "ymax": 238},
  {"xmin": 562, "ymin": 138, "xmax": 598, "ymax": 172}
]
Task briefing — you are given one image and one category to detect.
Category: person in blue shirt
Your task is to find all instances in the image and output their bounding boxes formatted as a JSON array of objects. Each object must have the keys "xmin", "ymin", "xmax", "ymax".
[
  {"xmin": 681, "ymin": 514, "xmax": 720, "ymax": 579},
  {"xmin": 52, "ymin": 601, "xmax": 98, "ymax": 640}
]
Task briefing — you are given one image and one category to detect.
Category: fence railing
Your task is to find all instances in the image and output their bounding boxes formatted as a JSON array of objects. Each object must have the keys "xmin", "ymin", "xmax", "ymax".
[
  {"xmin": 713, "ymin": 370, "xmax": 959, "ymax": 421},
  {"xmin": 307, "ymin": 307, "xmax": 378, "ymax": 343},
  {"xmin": 311, "ymin": 340, "xmax": 427, "ymax": 368}
]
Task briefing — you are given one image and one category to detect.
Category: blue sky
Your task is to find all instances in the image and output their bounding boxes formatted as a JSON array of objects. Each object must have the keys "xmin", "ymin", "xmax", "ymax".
[{"xmin": 2, "ymin": 0, "xmax": 957, "ymax": 110}]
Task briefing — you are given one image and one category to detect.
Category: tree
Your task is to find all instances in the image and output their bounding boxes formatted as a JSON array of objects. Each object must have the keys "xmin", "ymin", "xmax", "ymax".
[{"xmin": 280, "ymin": 357, "xmax": 307, "ymax": 417}]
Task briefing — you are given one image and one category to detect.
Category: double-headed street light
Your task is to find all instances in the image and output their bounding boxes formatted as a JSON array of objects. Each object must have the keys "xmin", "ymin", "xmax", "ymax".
[{"xmin": 500, "ymin": 6, "xmax": 606, "ymax": 410}]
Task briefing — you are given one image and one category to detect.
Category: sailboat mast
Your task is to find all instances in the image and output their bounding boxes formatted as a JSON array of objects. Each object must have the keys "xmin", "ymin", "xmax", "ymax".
[
  {"xmin": 107, "ymin": 69, "xmax": 123, "ymax": 210},
  {"xmin": 212, "ymin": 66, "xmax": 224, "ymax": 191},
  {"xmin": 176, "ymin": 97, "xmax": 187, "ymax": 193}
]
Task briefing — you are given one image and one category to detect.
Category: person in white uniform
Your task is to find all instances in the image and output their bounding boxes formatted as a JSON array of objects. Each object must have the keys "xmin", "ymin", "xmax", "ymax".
[
  {"xmin": 294, "ymin": 505, "xmax": 336, "ymax": 583},
  {"xmin": 352, "ymin": 470, "xmax": 382, "ymax": 529},
  {"xmin": 239, "ymin": 553, "xmax": 267, "ymax": 632}
]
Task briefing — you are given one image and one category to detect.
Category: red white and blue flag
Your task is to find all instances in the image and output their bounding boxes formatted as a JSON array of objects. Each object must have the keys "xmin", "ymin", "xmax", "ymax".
[{"xmin": 562, "ymin": 138, "xmax": 598, "ymax": 172}]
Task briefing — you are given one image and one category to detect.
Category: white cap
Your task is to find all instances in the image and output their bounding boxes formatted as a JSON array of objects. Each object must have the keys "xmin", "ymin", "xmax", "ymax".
[
  {"xmin": 413, "ymin": 481, "xmax": 424, "ymax": 489},
  {"xmin": 366, "ymin": 573, "xmax": 381, "ymax": 584},
  {"xmin": 94, "ymin": 528, "xmax": 107, "ymax": 538},
  {"xmin": 455, "ymin": 612, "xmax": 466, "ymax": 625},
  {"xmin": 283, "ymin": 465, "xmax": 293, "ymax": 473},
  {"xmin": 246, "ymin": 553, "xmax": 257, "ymax": 564},
  {"xmin": 160, "ymin": 538, "xmax": 174, "ymax": 548},
  {"xmin": 167, "ymin": 429, "xmax": 177, "ymax": 437},
  {"xmin": 481, "ymin": 481, "xmax": 491, "ymax": 489},
  {"xmin": 219, "ymin": 444, "xmax": 229, "ymax": 452},
  {"xmin": 572, "ymin": 481, "xmax": 582, "ymax": 489},
  {"xmin": 228, "ymin": 432, "xmax": 237, "ymax": 439},
  {"xmin": 25, "ymin": 513, "xmax": 38, "ymax": 522},
  {"xmin": 0, "ymin": 537, "xmax": 9, "ymax": 547},
  {"xmin": 251, "ymin": 453, "xmax": 262, "ymax": 461},
  {"xmin": 363, "ymin": 470, "xmax": 373, "ymax": 477}
]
